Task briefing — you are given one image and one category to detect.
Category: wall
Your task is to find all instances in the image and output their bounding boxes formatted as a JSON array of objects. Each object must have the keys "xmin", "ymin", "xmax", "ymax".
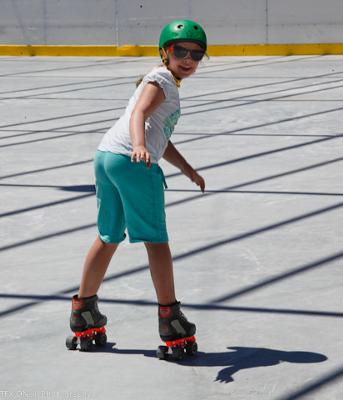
[{"xmin": 1, "ymin": 0, "xmax": 343, "ymax": 45}]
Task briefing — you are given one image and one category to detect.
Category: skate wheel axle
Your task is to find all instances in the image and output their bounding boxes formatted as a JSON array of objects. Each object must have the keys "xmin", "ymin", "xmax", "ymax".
[
  {"xmin": 157, "ymin": 336, "xmax": 197, "ymax": 361},
  {"xmin": 66, "ymin": 326, "xmax": 107, "ymax": 351}
]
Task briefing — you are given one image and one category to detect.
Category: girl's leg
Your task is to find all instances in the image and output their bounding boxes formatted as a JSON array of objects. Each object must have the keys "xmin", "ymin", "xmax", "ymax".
[
  {"xmin": 78, "ymin": 235, "xmax": 118, "ymax": 298},
  {"xmin": 144, "ymin": 242, "xmax": 176, "ymax": 305},
  {"xmin": 145, "ymin": 242, "xmax": 196, "ymax": 347}
]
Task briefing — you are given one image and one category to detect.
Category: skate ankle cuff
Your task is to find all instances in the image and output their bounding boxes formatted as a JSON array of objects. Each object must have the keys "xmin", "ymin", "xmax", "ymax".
[
  {"xmin": 75, "ymin": 294, "xmax": 98, "ymax": 301},
  {"xmin": 81, "ymin": 294, "xmax": 98, "ymax": 300},
  {"xmin": 72, "ymin": 294, "xmax": 98, "ymax": 310},
  {"xmin": 158, "ymin": 300, "xmax": 179, "ymax": 308}
]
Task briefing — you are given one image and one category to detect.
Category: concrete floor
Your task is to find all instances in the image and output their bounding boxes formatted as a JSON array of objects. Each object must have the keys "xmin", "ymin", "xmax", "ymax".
[{"xmin": 1, "ymin": 55, "xmax": 343, "ymax": 400}]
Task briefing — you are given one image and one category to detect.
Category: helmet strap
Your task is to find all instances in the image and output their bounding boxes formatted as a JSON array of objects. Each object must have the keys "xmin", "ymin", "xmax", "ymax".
[
  {"xmin": 168, "ymin": 68, "xmax": 182, "ymax": 88},
  {"xmin": 160, "ymin": 47, "xmax": 182, "ymax": 88},
  {"xmin": 160, "ymin": 48, "xmax": 169, "ymax": 65}
]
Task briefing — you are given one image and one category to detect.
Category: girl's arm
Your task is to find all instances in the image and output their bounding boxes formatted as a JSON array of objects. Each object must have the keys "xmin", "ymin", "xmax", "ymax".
[
  {"xmin": 163, "ymin": 141, "xmax": 205, "ymax": 192},
  {"xmin": 130, "ymin": 82, "xmax": 165, "ymax": 167}
]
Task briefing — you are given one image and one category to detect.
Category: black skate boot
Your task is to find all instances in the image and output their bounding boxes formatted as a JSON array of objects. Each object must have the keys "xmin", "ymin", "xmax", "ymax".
[
  {"xmin": 156, "ymin": 301, "xmax": 197, "ymax": 361},
  {"xmin": 66, "ymin": 294, "xmax": 107, "ymax": 351}
]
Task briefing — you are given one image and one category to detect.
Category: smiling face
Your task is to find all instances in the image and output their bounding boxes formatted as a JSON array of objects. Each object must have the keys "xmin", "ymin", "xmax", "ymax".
[{"xmin": 166, "ymin": 41, "xmax": 204, "ymax": 79}]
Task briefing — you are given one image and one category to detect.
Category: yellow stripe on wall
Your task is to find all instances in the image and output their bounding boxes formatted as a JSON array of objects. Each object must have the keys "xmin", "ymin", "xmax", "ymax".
[
  {"xmin": 0, "ymin": 45, "xmax": 158, "ymax": 57},
  {"xmin": 209, "ymin": 43, "xmax": 343, "ymax": 56},
  {"xmin": 1, "ymin": 43, "xmax": 343, "ymax": 57}
]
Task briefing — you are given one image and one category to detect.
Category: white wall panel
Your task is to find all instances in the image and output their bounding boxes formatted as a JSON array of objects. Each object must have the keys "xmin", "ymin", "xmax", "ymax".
[
  {"xmin": 0, "ymin": 0, "xmax": 116, "ymax": 44},
  {"xmin": 1, "ymin": 0, "xmax": 46, "ymax": 44},
  {"xmin": 46, "ymin": 0, "xmax": 116, "ymax": 44},
  {"xmin": 195, "ymin": 0, "xmax": 267, "ymax": 44},
  {"xmin": 268, "ymin": 0, "xmax": 343, "ymax": 43},
  {"xmin": 0, "ymin": 0, "xmax": 343, "ymax": 45},
  {"xmin": 115, "ymin": 0, "xmax": 267, "ymax": 45},
  {"xmin": 115, "ymin": 0, "xmax": 191, "ymax": 45},
  {"xmin": 270, "ymin": 0, "xmax": 343, "ymax": 25}
]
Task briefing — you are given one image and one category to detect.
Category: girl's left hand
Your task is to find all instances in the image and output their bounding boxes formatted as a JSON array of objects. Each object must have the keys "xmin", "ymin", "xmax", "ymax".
[{"xmin": 189, "ymin": 169, "xmax": 205, "ymax": 193}]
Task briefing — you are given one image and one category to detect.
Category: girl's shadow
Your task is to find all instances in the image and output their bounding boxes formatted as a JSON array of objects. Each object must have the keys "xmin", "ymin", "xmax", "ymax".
[{"xmin": 102, "ymin": 344, "xmax": 327, "ymax": 383}]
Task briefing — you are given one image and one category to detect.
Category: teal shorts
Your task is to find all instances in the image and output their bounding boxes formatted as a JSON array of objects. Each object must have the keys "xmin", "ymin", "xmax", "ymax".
[{"xmin": 94, "ymin": 151, "xmax": 168, "ymax": 244}]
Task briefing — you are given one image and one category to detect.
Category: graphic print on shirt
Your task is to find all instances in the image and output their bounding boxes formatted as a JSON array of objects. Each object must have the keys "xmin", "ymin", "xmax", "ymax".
[{"xmin": 163, "ymin": 109, "xmax": 181, "ymax": 140}]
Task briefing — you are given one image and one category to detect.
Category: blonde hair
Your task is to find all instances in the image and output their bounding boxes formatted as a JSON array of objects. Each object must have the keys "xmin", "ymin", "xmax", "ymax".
[
  {"xmin": 135, "ymin": 64, "xmax": 165, "ymax": 88},
  {"xmin": 135, "ymin": 76, "xmax": 144, "ymax": 87}
]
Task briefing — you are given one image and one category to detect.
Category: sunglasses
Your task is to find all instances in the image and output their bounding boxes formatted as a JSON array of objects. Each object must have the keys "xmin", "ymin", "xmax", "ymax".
[{"xmin": 168, "ymin": 44, "xmax": 205, "ymax": 62}]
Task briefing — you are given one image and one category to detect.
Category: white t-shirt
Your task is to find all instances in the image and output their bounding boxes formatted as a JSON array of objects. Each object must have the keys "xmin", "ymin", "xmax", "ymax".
[{"xmin": 98, "ymin": 66, "xmax": 181, "ymax": 164}]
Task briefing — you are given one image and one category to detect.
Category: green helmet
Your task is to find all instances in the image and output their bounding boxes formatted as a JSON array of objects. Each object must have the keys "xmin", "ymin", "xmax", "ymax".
[{"xmin": 159, "ymin": 20, "xmax": 207, "ymax": 51}]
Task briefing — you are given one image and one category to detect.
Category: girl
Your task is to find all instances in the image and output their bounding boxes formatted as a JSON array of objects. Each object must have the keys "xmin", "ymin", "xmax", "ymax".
[{"xmin": 67, "ymin": 20, "xmax": 207, "ymax": 355}]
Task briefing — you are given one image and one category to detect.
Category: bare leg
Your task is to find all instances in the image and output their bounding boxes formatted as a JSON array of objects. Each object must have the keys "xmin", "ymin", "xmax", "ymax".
[
  {"xmin": 144, "ymin": 242, "xmax": 176, "ymax": 305},
  {"xmin": 78, "ymin": 236, "xmax": 118, "ymax": 298}
]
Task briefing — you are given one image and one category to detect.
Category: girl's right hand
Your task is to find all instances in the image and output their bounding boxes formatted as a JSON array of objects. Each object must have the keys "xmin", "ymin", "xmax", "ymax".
[{"xmin": 131, "ymin": 145, "xmax": 151, "ymax": 168}]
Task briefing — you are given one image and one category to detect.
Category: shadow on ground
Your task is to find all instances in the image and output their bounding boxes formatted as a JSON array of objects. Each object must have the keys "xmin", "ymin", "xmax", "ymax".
[
  {"xmin": 59, "ymin": 184, "xmax": 95, "ymax": 192},
  {"xmin": 93, "ymin": 345, "xmax": 327, "ymax": 383}
]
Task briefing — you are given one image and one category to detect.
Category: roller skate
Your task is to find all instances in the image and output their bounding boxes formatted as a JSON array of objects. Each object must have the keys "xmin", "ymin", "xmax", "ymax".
[
  {"xmin": 66, "ymin": 294, "xmax": 107, "ymax": 351},
  {"xmin": 156, "ymin": 301, "xmax": 198, "ymax": 361}
]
